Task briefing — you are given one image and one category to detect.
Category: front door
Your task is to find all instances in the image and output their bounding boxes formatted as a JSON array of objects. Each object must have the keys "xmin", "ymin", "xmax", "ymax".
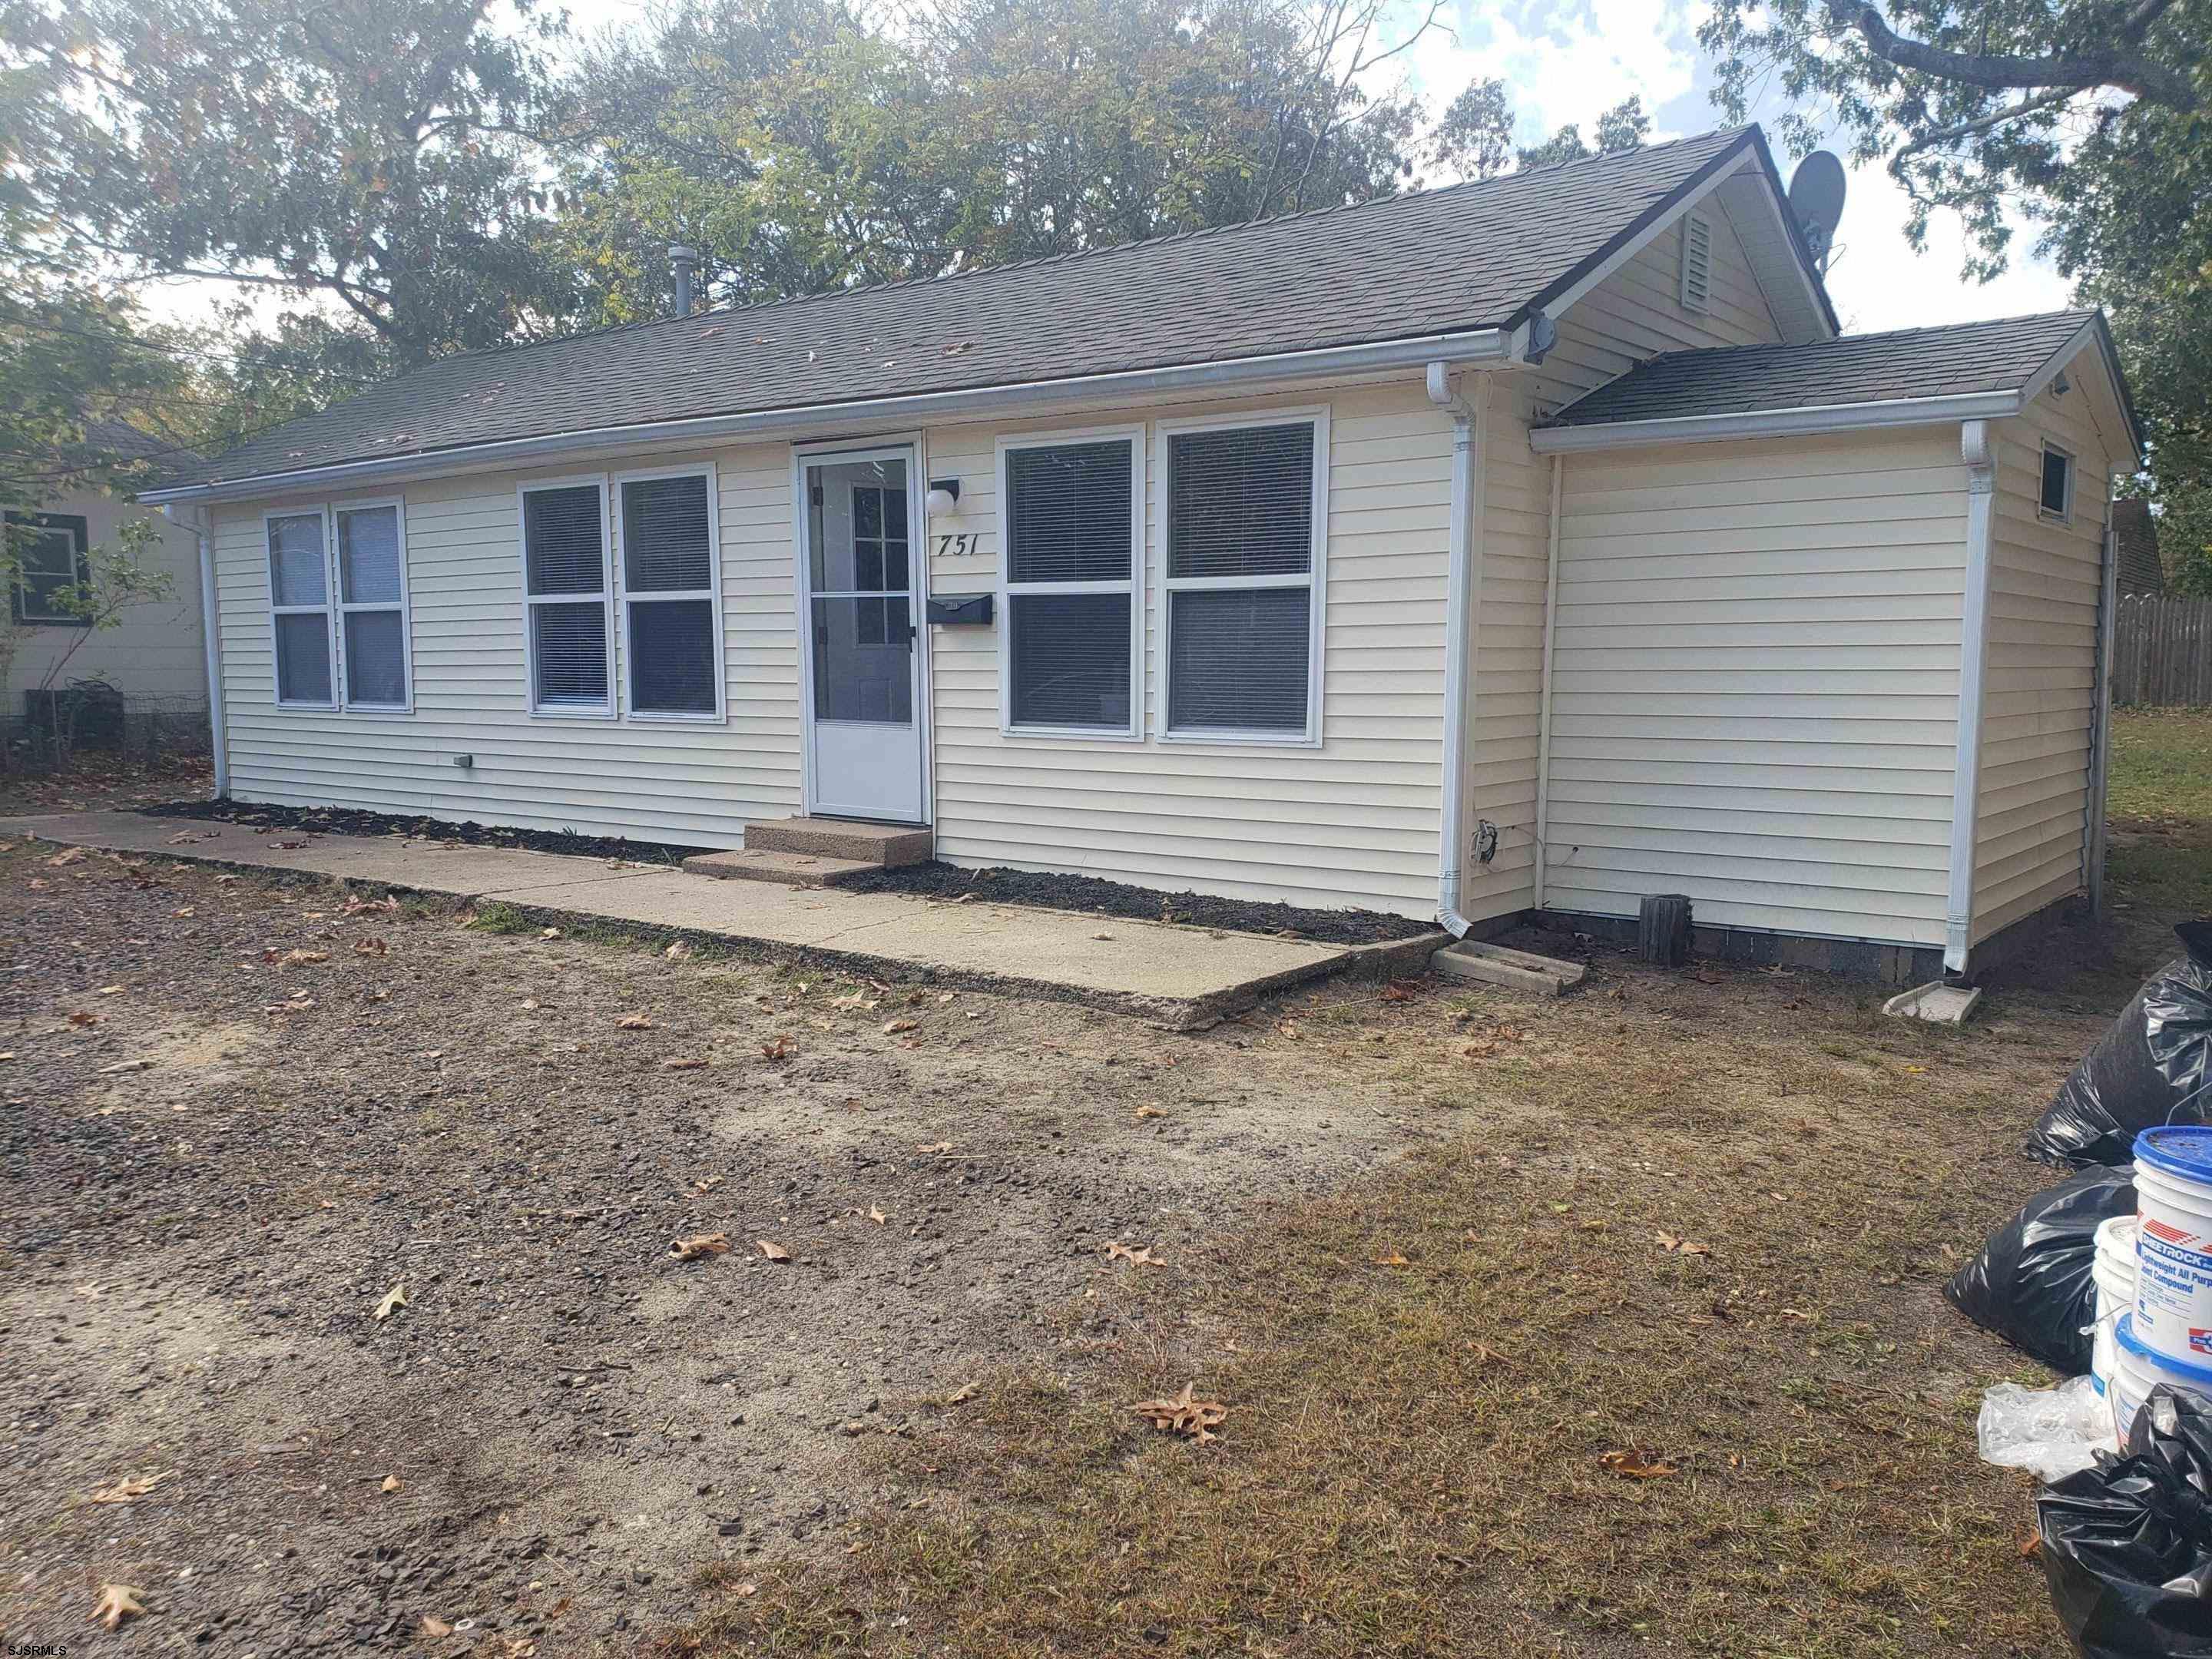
[{"xmin": 797, "ymin": 445, "xmax": 926, "ymax": 822}]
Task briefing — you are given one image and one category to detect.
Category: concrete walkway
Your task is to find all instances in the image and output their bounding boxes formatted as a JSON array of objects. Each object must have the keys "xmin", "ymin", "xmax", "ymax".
[{"xmin": 0, "ymin": 811, "xmax": 1439, "ymax": 1028}]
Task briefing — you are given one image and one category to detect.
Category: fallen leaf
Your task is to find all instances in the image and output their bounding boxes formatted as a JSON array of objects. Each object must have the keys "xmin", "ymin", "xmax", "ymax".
[
  {"xmin": 2018, "ymin": 1528, "xmax": 2041, "ymax": 1560},
  {"xmin": 94, "ymin": 1584, "xmax": 145, "ymax": 1629},
  {"xmin": 616, "ymin": 1013, "xmax": 655, "ymax": 1030},
  {"xmin": 420, "ymin": 1615, "xmax": 454, "ymax": 1638},
  {"xmin": 663, "ymin": 1057, "xmax": 709, "ymax": 1071},
  {"xmin": 1598, "ymin": 1449, "xmax": 1677, "ymax": 1479},
  {"xmin": 374, "ymin": 1282, "xmax": 409, "ymax": 1320},
  {"xmin": 1903, "ymin": 1064, "xmax": 1928, "ymax": 1075},
  {"xmin": 945, "ymin": 1382, "xmax": 979, "ymax": 1403},
  {"xmin": 1134, "ymin": 1104, "xmax": 1166, "ymax": 1120},
  {"xmin": 89, "ymin": 1472, "xmax": 165, "ymax": 1504},
  {"xmin": 867, "ymin": 1205, "xmax": 887, "ymax": 1224},
  {"xmin": 67, "ymin": 1010, "xmax": 99, "ymax": 1028},
  {"xmin": 757, "ymin": 1238, "xmax": 792, "ymax": 1262},
  {"xmin": 664, "ymin": 940, "xmax": 693, "ymax": 960},
  {"xmin": 172, "ymin": 906, "xmax": 195, "ymax": 918},
  {"xmin": 343, "ymin": 895, "xmax": 399, "ymax": 915},
  {"xmin": 1380, "ymin": 981, "xmax": 1417, "ymax": 1002},
  {"xmin": 520, "ymin": 998, "xmax": 540, "ymax": 1010},
  {"xmin": 353, "ymin": 936, "xmax": 388, "ymax": 956},
  {"xmin": 1091, "ymin": 931, "xmax": 1114, "ymax": 941},
  {"xmin": 99, "ymin": 1059, "xmax": 154, "ymax": 1075},
  {"xmin": 264, "ymin": 949, "xmax": 328, "ymax": 966},
  {"xmin": 917, "ymin": 1141, "xmax": 952, "ymax": 1155},
  {"xmin": 97, "ymin": 984, "xmax": 123, "ymax": 995},
  {"xmin": 271, "ymin": 837, "xmax": 309, "ymax": 849},
  {"xmin": 1679, "ymin": 1240, "xmax": 1711, "ymax": 1257},
  {"xmin": 381, "ymin": 1475, "xmax": 402, "ymax": 1493},
  {"xmin": 733, "ymin": 1583, "xmax": 759, "ymax": 1598},
  {"xmin": 671, "ymin": 1233, "xmax": 732, "ymax": 1261},
  {"xmin": 759, "ymin": 1035, "xmax": 792, "ymax": 1060},
  {"xmin": 1373, "ymin": 1250, "xmax": 1412, "ymax": 1267},
  {"xmin": 1131, "ymin": 1382, "xmax": 1227, "ymax": 1444},
  {"xmin": 48, "ymin": 846, "xmax": 88, "ymax": 866},
  {"xmin": 540, "ymin": 927, "xmax": 563, "ymax": 940},
  {"xmin": 1105, "ymin": 1241, "xmax": 1162, "ymax": 1267},
  {"xmin": 882, "ymin": 1019, "xmax": 918, "ymax": 1035},
  {"xmin": 833, "ymin": 992, "xmax": 878, "ymax": 1011}
]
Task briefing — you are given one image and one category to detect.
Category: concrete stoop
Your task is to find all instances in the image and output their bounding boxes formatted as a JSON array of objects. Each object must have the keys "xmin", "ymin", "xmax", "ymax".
[{"xmin": 683, "ymin": 816, "xmax": 932, "ymax": 886}]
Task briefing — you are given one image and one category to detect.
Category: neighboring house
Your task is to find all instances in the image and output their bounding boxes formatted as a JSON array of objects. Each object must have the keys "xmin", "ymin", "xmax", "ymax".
[
  {"xmin": 9, "ymin": 421, "xmax": 208, "ymax": 747},
  {"xmin": 145, "ymin": 125, "xmax": 2141, "ymax": 982},
  {"xmin": 2113, "ymin": 498, "xmax": 2164, "ymax": 595}
]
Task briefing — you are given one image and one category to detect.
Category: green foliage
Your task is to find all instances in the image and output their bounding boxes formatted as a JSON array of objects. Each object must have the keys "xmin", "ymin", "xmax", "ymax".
[{"xmin": 1514, "ymin": 95, "xmax": 1651, "ymax": 170}]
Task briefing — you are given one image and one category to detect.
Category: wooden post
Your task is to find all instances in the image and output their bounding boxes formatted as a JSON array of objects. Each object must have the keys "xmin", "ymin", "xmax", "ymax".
[{"xmin": 1637, "ymin": 894, "xmax": 1692, "ymax": 968}]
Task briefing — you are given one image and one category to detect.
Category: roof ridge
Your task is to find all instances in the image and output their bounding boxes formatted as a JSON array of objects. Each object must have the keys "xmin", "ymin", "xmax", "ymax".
[
  {"xmin": 1642, "ymin": 308, "xmax": 2096, "ymax": 363},
  {"xmin": 414, "ymin": 126, "xmax": 1753, "ymax": 378}
]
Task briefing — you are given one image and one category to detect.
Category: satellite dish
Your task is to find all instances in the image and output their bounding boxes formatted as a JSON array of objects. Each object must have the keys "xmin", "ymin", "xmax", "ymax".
[{"xmin": 1789, "ymin": 151, "xmax": 1846, "ymax": 272}]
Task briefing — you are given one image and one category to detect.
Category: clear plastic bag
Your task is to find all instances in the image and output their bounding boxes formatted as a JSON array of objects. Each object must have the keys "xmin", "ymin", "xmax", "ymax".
[{"xmin": 1979, "ymin": 1374, "xmax": 2117, "ymax": 1482}]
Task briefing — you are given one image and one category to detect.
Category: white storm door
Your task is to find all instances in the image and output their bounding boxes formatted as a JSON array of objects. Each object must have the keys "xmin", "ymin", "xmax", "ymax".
[{"xmin": 797, "ymin": 445, "xmax": 926, "ymax": 822}]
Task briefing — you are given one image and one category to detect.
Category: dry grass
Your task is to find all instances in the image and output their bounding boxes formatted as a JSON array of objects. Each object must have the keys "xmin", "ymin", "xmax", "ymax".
[{"xmin": 649, "ymin": 716, "xmax": 2212, "ymax": 1659}]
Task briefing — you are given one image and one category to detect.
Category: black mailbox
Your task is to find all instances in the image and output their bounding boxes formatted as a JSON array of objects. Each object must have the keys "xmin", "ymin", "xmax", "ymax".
[{"xmin": 926, "ymin": 592, "xmax": 994, "ymax": 626}]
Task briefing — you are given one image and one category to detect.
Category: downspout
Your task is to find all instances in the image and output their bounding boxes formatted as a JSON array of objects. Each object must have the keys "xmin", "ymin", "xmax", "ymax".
[
  {"xmin": 166, "ymin": 502, "xmax": 227, "ymax": 797},
  {"xmin": 1530, "ymin": 453, "xmax": 1564, "ymax": 912},
  {"xmin": 1426, "ymin": 361, "xmax": 1482, "ymax": 939},
  {"xmin": 1946, "ymin": 420, "xmax": 1997, "ymax": 975},
  {"xmin": 2085, "ymin": 503, "xmax": 2120, "ymax": 920}
]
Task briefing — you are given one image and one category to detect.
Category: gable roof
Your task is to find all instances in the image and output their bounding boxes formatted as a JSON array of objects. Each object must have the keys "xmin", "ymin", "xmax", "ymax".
[
  {"xmin": 157, "ymin": 125, "xmax": 1827, "ymax": 499},
  {"xmin": 1545, "ymin": 311, "xmax": 2102, "ymax": 427}
]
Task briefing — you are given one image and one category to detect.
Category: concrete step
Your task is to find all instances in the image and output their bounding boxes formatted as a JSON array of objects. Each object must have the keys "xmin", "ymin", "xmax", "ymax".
[
  {"xmin": 743, "ymin": 816, "xmax": 932, "ymax": 867},
  {"xmin": 682, "ymin": 847, "xmax": 878, "ymax": 888},
  {"xmin": 1431, "ymin": 937, "xmax": 1587, "ymax": 997}
]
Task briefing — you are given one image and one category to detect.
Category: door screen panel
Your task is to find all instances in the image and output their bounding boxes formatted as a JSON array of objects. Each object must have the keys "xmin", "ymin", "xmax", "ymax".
[{"xmin": 806, "ymin": 457, "xmax": 913, "ymax": 727}]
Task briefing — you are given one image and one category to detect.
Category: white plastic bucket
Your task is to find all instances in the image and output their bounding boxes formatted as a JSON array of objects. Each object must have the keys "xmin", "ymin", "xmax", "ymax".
[
  {"xmin": 2091, "ymin": 1215, "xmax": 2140, "ymax": 1399},
  {"xmin": 2131, "ymin": 1126, "xmax": 2212, "ymax": 1365},
  {"xmin": 2111, "ymin": 1312, "xmax": 2212, "ymax": 1444}
]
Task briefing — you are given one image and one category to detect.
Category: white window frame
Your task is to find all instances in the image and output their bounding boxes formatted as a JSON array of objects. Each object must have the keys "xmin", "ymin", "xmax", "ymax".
[
  {"xmin": 612, "ymin": 463, "xmax": 727, "ymax": 724},
  {"xmin": 1154, "ymin": 406, "xmax": 1330, "ymax": 748},
  {"xmin": 264, "ymin": 506, "xmax": 337, "ymax": 710},
  {"xmin": 2040, "ymin": 440, "xmax": 2077, "ymax": 524},
  {"xmin": 330, "ymin": 495, "xmax": 415, "ymax": 714},
  {"xmin": 995, "ymin": 423, "xmax": 1145, "ymax": 742},
  {"xmin": 1679, "ymin": 211, "xmax": 1713, "ymax": 314},
  {"xmin": 518, "ymin": 474, "xmax": 616, "ymax": 720}
]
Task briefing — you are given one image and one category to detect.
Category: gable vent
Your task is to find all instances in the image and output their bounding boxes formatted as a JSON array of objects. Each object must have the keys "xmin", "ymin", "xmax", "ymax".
[{"xmin": 1679, "ymin": 213, "xmax": 1713, "ymax": 314}]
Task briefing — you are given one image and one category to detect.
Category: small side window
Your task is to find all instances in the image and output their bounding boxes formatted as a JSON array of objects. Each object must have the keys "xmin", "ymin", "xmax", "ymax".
[
  {"xmin": 6, "ymin": 513, "xmax": 91, "ymax": 627},
  {"xmin": 2040, "ymin": 444, "xmax": 2075, "ymax": 522}
]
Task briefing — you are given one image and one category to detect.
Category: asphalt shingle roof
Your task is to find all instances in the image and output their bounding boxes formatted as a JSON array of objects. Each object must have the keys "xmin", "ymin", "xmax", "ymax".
[
  {"xmin": 181, "ymin": 127, "xmax": 1778, "ymax": 489},
  {"xmin": 1543, "ymin": 310, "xmax": 2097, "ymax": 428}
]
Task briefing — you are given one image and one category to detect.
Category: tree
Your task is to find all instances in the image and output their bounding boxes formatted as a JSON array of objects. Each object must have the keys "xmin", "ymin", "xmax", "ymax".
[
  {"xmin": 0, "ymin": 0, "xmax": 577, "ymax": 371},
  {"xmin": 548, "ymin": 0, "xmax": 1469, "ymax": 326},
  {"xmin": 1514, "ymin": 94, "xmax": 1651, "ymax": 170},
  {"xmin": 1427, "ymin": 75, "xmax": 1514, "ymax": 179},
  {"xmin": 1699, "ymin": 0, "xmax": 2203, "ymax": 275}
]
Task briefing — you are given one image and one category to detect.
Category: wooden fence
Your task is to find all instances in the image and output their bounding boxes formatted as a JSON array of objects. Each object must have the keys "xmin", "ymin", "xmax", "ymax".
[{"xmin": 2111, "ymin": 594, "xmax": 2212, "ymax": 707}]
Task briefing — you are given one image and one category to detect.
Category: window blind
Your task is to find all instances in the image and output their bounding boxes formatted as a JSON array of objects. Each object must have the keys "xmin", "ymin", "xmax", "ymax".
[
  {"xmin": 1002, "ymin": 436, "xmax": 1138, "ymax": 733},
  {"xmin": 1167, "ymin": 588, "xmax": 1310, "ymax": 732},
  {"xmin": 274, "ymin": 613, "xmax": 333, "ymax": 705},
  {"xmin": 269, "ymin": 513, "xmax": 328, "ymax": 606},
  {"xmin": 343, "ymin": 611, "xmax": 408, "ymax": 707},
  {"xmin": 336, "ymin": 504, "xmax": 408, "ymax": 707},
  {"xmin": 268, "ymin": 512, "xmax": 333, "ymax": 704},
  {"xmin": 525, "ymin": 486, "xmax": 606, "ymax": 597},
  {"xmin": 1167, "ymin": 425, "xmax": 1313, "ymax": 578},
  {"xmin": 532, "ymin": 602, "xmax": 610, "ymax": 707},
  {"xmin": 621, "ymin": 474, "xmax": 720, "ymax": 717},
  {"xmin": 1008, "ymin": 442, "xmax": 1132, "ymax": 584},
  {"xmin": 522, "ymin": 483, "xmax": 609, "ymax": 712},
  {"xmin": 1010, "ymin": 594, "xmax": 1132, "ymax": 728}
]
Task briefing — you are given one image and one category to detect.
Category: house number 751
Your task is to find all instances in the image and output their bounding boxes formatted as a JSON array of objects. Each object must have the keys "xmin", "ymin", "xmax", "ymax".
[{"xmin": 932, "ymin": 532, "xmax": 979, "ymax": 557}]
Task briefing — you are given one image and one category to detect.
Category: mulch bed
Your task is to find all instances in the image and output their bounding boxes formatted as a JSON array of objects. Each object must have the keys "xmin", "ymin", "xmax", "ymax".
[
  {"xmin": 139, "ymin": 796, "xmax": 711, "ymax": 866},
  {"xmin": 137, "ymin": 797, "xmax": 1435, "ymax": 945},
  {"xmin": 833, "ymin": 861, "xmax": 1437, "ymax": 945}
]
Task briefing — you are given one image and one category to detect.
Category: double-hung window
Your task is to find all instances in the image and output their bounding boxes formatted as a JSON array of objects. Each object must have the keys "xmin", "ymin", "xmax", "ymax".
[
  {"xmin": 999, "ymin": 429, "xmax": 1142, "ymax": 737},
  {"xmin": 522, "ymin": 479, "xmax": 614, "ymax": 715},
  {"xmin": 334, "ymin": 502, "xmax": 410, "ymax": 709},
  {"xmin": 618, "ymin": 469, "xmax": 723, "ymax": 719},
  {"xmin": 7, "ymin": 513, "xmax": 91, "ymax": 627},
  {"xmin": 267, "ymin": 510, "xmax": 335, "ymax": 706},
  {"xmin": 1160, "ymin": 414, "xmax": 1326, "ymax": 742}
]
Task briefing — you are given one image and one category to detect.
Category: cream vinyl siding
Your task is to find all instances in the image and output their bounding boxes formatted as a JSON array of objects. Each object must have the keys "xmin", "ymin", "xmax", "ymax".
[
  {"xmin": 1540, "ymin": 429, "xmax": 1969, "ymax": 946},
  {"xmin": 9, "ymin": 493, "xmax": 207, "ymax": 710},
  {"xmin": 210, "ymin": 444, "xmax": 801, "ymax": 844},
  {"xmin": 1969, "ymin": 368, "xmax": 2118, "ymax": 943},
  {"xmin": 1460, "ymin": 193, "xmax": 1785, "ymax": 923},
  {"xmin": 921, "ymin": 380, "xmax": 1451, "ymax": 917}
]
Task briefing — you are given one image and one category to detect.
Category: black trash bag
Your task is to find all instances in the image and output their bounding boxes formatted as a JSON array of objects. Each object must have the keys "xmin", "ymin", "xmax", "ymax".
[
  {"xmin": 2038, "ymin": 1383, "xmax": 2212, "ymax": 1658},
  {"xmin": 1945, "ymin": 1164, "xmax": 2136, "ymax": 1373},
  {"xmin": 2028, "ymin": 922, "xmax": 2212, "ymax": 1170}
]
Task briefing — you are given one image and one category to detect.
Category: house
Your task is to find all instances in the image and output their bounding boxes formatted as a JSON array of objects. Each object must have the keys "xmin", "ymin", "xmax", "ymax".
[
  {"xmin": 8, "ymin": 420, "xmax": 209, "ymax": 752},
  {"xmin": 142, "ymin": 125, "xmax": 2141, "ymax": 982}
]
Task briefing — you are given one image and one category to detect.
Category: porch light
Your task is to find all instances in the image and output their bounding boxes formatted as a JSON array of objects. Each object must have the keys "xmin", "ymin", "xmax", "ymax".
[{"xmin": 925, "ymin": 478, "xmax": 962, "ymax": 516}]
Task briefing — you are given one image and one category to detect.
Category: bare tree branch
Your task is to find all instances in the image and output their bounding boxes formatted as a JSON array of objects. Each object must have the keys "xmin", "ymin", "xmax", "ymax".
[
  {"xmin": 1825, "ymin": 0, "xmax": 2197, "ymax": 111},
  {"xmin": 1887, "ymin": 84, "xmax": 2080, "ymax": 182}
]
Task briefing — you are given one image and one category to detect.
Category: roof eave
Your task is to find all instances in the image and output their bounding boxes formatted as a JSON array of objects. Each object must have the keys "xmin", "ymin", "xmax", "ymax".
[
  {"xmin": 1528, "ymin": 388, "xmax": 2024, "ymax": 453},
  {"xmin": 144, "ymin": 325, "xmax": 1518, "ymax": 505}
]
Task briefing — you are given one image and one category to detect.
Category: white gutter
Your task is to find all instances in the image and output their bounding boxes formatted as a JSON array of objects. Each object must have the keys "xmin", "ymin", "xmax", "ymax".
[
  {"xmin": 165, "ymin": 502, "xmax": 227, "ymax": 796},
  {"xmin": 1529, "ymin": 388, "xmax": 2024, "ymax": 455},
  {"xmin": 1530, "ymin": 453, "xmax": 1565, "ymax": 912},
  {"xmin": 144, "ymin": 326, "xmax": 1516, "ymax": 506},
  {"xmin": 1946, "ymin": 419, "xmax": 1998, "ymax": 975},
  {"xmin": 1426, "ymin": 360, "xmax": 1482, "ymax": 939}
]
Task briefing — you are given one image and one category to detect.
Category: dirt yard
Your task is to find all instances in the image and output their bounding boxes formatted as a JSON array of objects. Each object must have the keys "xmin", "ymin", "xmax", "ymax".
[{"xmin": 2, "ymin": 713, "xmax": 2206, "ymax": 1658}]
